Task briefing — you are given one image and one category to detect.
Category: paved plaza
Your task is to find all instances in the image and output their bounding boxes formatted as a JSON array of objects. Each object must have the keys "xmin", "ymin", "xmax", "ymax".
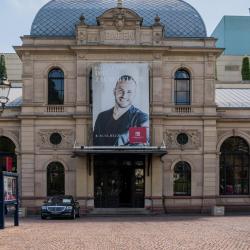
[{"xmin": 0, "ymin": 215, "xmax": 250, "ymax": 250}]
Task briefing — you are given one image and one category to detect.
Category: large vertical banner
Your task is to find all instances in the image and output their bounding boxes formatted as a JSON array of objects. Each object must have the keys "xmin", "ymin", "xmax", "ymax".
[{"xmin": 93, "ymin": 63, "xmax": 149, "ymax": 146}]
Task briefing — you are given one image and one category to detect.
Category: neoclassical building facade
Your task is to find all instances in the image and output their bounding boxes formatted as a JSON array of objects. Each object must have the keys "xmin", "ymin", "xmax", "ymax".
[{"xmin": 1, "ymin": 0, "xmax": 250, "ymax": 214}]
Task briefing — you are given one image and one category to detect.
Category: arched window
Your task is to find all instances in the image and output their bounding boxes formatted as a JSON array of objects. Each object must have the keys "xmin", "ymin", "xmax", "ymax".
[
  {"xmin": 174, "ymin": 69, "xmax": 191, "ymax": 105},
  {"xmin": 48, "ymin": 68, "xmax": 64, "ymax": 105},
  {"xmin": 0, "ymin": 136, "xmax": 17, "ymax": 172},
  {"xmin": 220, "ymin": 136, "xmax": 249, "ymax": 195},
  {"xmin": 47, "ymin": 162, "xmax": 65, "ymax": 196},
  {"xmin": 174, "ymin": 161, "xmax": 191, "ymax": 196}
]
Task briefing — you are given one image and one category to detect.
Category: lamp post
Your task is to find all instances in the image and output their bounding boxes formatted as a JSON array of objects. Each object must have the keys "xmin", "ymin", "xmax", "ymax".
[{"xmin": 0, "ymin": 77, "xmax": 11, "ymax": 112}]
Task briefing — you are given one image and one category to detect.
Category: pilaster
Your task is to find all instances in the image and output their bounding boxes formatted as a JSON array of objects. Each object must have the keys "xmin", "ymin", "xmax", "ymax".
[
  {"xmin": 202, "ymin": 119, "xmax": 217, "ymax": 211},
  {"xmin": 21, "ymin": 119, "xmax": 35, "ymax": 197}
]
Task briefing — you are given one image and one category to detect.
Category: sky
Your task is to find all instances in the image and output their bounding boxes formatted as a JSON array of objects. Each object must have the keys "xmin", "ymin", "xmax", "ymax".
[{"xmin": 0, "ymin": 0, "xmax": 249, "ymax": 52}]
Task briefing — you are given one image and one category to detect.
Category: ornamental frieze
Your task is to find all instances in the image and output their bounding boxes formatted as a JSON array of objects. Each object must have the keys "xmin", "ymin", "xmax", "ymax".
[
  {"xmin": 37, "ymin": 129, "xmax": 74, "ymax": 150},
  {"xmin": 164, "ymin": 129, "xmax": 201, "ymax": 149}
]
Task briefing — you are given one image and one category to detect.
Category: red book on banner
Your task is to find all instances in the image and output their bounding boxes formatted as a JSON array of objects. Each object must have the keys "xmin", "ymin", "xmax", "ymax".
[
  {"xmin": 6, "ymin": 157, "xmax": 13, "ymax": 172},
  {"xmin": 129, "ymin": 127, "xmax": 147, "ymax": 144}
]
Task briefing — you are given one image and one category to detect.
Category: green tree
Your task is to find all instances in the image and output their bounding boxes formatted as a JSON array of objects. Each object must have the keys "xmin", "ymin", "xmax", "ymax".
[
  {"xmin": 241, "ymin": 57, "xmax": 250, "ymax": 81},
  {"xmin": 0, "ymin": 54, "xmax": 7, "ymax": 80}
]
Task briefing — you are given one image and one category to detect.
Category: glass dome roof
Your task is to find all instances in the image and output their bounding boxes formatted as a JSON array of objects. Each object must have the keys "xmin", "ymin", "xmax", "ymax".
[{"xmin": 31, "ymin": 0, "xmax": 207, "ymax": 38}]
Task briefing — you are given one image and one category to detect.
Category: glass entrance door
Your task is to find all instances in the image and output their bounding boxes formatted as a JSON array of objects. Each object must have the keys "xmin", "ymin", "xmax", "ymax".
[{"xmin": 94, "ymin": 156, "xmax": 145, "ymax": 208}]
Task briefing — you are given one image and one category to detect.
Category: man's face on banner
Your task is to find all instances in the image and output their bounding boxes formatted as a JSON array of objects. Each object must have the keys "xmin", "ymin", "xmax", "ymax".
[{"xmin": 114, "ymin": 80, "xmax": 136, "ymax": 108}]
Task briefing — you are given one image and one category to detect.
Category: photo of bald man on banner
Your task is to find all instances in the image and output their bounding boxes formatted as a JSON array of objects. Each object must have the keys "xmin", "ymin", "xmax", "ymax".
[{"xmin": 92, "ymin": 63, "xmax": 150, "ymax": 146}]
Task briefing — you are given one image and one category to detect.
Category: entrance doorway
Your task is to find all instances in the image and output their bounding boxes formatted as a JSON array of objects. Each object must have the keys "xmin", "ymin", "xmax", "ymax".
[
  {"xmin": 94, "ymin": 155, "xmax": 145, "ymax": 208},
  {"xmin": 0, "ymin": 136, "xmax": 17, "ymax": 173}
]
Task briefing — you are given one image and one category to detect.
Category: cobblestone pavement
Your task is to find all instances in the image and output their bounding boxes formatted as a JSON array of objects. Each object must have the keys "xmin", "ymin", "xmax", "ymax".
[{"xmin": 0, "ymin": 215, "xmax": 250, "ymax": 250}]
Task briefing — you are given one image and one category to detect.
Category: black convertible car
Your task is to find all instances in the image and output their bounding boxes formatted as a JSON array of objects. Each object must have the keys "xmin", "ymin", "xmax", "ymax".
[{"xmin": 41, "ymin": 195, "xmax": 80, "ymax": 219}]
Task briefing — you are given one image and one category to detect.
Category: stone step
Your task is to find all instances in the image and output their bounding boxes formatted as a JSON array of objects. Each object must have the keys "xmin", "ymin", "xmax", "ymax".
[{"xmin": 89, "ymin": 208, "xmax": 151, "ymax": 216}]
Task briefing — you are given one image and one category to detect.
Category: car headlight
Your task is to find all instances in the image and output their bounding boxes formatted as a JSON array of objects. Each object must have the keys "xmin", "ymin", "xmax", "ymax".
[
  {"xmin": 41, "ymin": 206, "xmax": 47, "ymax": 210},
  {"xmin": 66, "ymin": 206, "xmax": 73, "ymax": 210}
]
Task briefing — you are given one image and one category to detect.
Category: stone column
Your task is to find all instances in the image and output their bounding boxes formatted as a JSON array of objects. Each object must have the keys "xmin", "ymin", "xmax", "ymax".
[
  {"xmin": 202, "ymin": 119, "xmax": 217, "ymax": 212},
  {"xmin": 75, "ymin": 118, "xmax": 90, "ymax": 211},
  {"xmin": 151, "ymin": 55, "xmax": 164, "ymax": 113},
  {"xmin": 20, "ymin": 119, "xmax": 35, "ymax": 211},
  {"xmin": 201, "ymin": 52, "xmax": 217, "ymax": 213},
  {"xmin": 151, "ymin": 156, "xmax": 164, "ymax": 212},
  {"xmin": 87, "ymin": 155, "xmax": 94, "ymax": 210},
  {"xmin": 204, "ymin": 54, "xmax": 217, "ymax": 115},
  {"xmin": 21, "ymin": 52, "xmax": 34, "ymax": 114},
  {"xmin": 76, "ymin": 54, "xmax": 88, "ymax": 113}
]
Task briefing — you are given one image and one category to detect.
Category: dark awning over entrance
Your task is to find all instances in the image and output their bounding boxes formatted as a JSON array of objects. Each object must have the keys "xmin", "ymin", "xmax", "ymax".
[{"xmin": 73, "ymin": 146, "xmax": 167, "ymax": 157}]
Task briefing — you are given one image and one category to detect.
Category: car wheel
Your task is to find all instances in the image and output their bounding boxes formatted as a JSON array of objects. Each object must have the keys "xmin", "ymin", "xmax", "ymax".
[
  {"xmin": 71, "ymin": 209, "xmax": 76, "ymax": 220},
  {"xmin": 41, "ymin": 215, "xmax": 47, "ymax": 220}
]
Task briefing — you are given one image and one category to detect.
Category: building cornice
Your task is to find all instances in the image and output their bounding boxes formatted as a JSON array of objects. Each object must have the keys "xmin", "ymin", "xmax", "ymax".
[
  {"xmin": 217, "ymin": 117, "xmax": 250, "ymax": 122},
  {"xmin": 14, "ymin": 44, "xmax": 223, "ymax": 57}
]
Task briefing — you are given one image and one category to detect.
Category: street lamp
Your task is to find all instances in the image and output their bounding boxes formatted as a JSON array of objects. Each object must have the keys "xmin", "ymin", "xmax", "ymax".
[{"xmin": 0, "ymin": 77, "xmax": 11, "ymax": 112}]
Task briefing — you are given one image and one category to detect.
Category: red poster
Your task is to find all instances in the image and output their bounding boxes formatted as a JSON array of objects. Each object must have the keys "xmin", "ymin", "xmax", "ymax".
[
  {"xmin": 129, "ymin": 127, "xmax": 147, "ymax": 144},
  {"xmin": 6, "ymin": 157, "xmax": 13, "ymax": 172}
]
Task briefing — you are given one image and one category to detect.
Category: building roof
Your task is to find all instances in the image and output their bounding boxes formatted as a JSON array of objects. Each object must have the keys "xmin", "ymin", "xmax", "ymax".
[
  {"xmin": 6, "ymin": 96, "xmax": 22, "ymax": 108},
  {"xmin": 6, "ymin": 88, "xmax": 22, "ymax": 108},
  {"xmin": 3, "ymin": 53, "xmax": 22, "ymax": 83},
  {"xmin": 31, "ymin": 0, "xmax": 207, "ymax": 38},
  {"xmin": 212, "ymin": 16, "xmax": 250, "ymax": 55},
  {"xmin": 216, "ymin": 88, "xmax": 250, "ymax": 108}
]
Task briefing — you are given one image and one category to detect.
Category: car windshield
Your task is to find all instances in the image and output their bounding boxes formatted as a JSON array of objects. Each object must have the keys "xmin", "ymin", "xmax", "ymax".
[{"xmin": 47, "ymin": 197, "xmax": 72, "ymax": 204}]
